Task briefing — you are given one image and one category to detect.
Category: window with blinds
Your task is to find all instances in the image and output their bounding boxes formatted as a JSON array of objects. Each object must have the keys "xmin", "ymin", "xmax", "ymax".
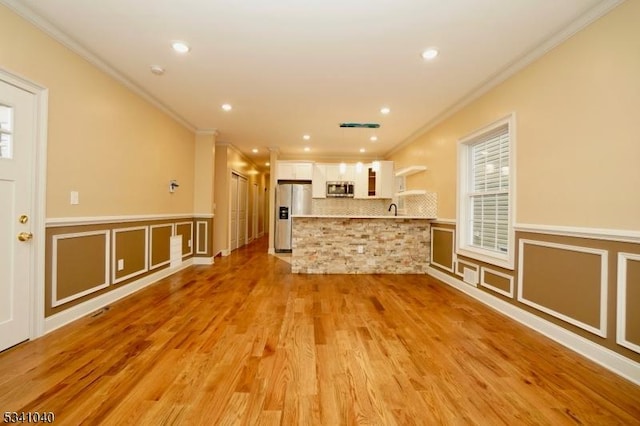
[
  {"xmin": 470, "ymin": 125, "xmax": 509, "ymax": 253},
  {"xmin": 457, "ymin": 114, "xmax": 514, "ymax": 269}
]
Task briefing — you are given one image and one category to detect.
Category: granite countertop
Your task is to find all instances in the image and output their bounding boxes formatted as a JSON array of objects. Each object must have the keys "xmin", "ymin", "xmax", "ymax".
[{"xmin": 292, "ymin": 214, "xmax": 435, "ymax": 219}]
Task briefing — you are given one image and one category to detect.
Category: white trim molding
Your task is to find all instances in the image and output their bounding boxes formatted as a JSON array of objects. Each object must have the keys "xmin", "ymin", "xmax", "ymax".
[
  {"xmin": 427, "ymin": 266, "xmax": 640, "ymax": 386},
  {"xmin": 46, "ymin": 213, "xmax": 196, "ymax": 227},
  {"xmin": 617, "ymin": 252, "xmax": 640, "ymax": 355},
  {"xmin": 430, "ymin": 227, "xmax": 455, "ymax": 273},
  {"xmin": 51, "ymin": 230, "xmax": 110, "ymax": 308},
  {"xmin": 517, "ymin": 239, "xmax": 608, "ymax": 338},
  {"xmin": 193, "ymin": 257, "xmax": 214, "ymax": 266},
  {"xmin": 480, "ymin": 266, "xmax": 514, "ymax": 299},
  {"xmin": 456, "ymin": 113, "xmax": 516, "ymax": 271},
  {"xmin": 515, "ymin": 223, "xmax": 640, "ymax": 244},
  {"xmin": 112, "ymin": 226, "xmax": 149, "ymax": 285}
]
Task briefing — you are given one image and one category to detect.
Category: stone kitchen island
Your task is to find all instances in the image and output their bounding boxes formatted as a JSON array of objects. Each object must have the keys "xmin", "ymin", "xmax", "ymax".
[{"xmin": 291, "ymin": 215, "xmax": 433, "ymax": 274}]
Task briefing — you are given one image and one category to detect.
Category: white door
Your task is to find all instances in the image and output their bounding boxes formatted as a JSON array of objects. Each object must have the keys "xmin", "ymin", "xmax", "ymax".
[
  {"xmin": 0, "ymin": 80, "xmax": 36, "ymax": 351},
  {"xmin": 238, "ymin": 176, "xmax": 247, "ymax": 247},
  {"xmin": 230, "ymin": 173, "xmax": 238, "ymax": 250}
]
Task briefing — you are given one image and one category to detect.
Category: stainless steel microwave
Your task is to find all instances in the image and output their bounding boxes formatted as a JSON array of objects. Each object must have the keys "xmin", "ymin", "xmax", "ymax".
[{"xmin": 326, "ymin": 181, "xmax": 355, "ymax": 197}]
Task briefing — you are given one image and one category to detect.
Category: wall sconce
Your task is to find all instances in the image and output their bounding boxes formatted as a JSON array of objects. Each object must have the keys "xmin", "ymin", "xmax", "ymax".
[{"xmin": 169, "ymin": 180, "xmax": 179, "ymax": 193}]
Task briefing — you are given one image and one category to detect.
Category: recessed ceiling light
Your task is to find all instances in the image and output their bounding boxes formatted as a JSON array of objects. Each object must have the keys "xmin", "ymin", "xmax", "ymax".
[
  {"xmin": 304, "ymin": 147, "xmax": 310, "ymax": 152},
  {"xmin": 252, "ymin": 148, "xmax": 258, "ymax": 153},
  {"xmin": 221, "ymin": 103, "xmax": 232, "ymax": 111},
  {"xmin": 370, "ymin": 136, "xmax": 378, "ymax": 142},
  {"xmin": 265, "ymin": 162, "xmax": 270, "ymax": 167},
  {"xmin": 150, "ymin": 65, "xmax": 165, "ymax": 76},
  {"xmin": 171, "ymin": 41, "xmax": 191, "ymax": 54},
  {"xmin": 303, "ymin": 134, "xmax": 311, "ymax": 140},
  {"xmin": 380, "ymin": 107, "xmax": 391, "ymax": 115},
  {"xmin": 359, "ymin": 148, "xmax": 366, "ymax": 153},
  {"xmin": 421, "ymin": 48, "xmax": 439, "ymax": 60}
]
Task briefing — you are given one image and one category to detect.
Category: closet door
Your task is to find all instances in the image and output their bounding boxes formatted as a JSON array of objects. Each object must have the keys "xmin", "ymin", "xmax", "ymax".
[
  {"xmin": 230, "ymin": 173, "xmax": 238, "ymax": 250},
  {"xmin": 238, "ymin": 176, "xmax": 248, "ymax": 247}
]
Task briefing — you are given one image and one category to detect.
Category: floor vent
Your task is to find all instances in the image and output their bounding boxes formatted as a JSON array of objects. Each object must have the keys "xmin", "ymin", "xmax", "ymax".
[
  {"xmin": 170, "ymin": 235, "xmax": 183, "ymax": 268},
  {"xmin": 463, "ymin": 267, "xmax": 478, "ymax": 287}
]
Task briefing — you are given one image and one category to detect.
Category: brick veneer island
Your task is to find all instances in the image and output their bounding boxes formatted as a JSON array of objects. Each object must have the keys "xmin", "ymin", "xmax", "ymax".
[{"xmin": 291, "ymin": 215, "xmax": 433, "ymax": 274}]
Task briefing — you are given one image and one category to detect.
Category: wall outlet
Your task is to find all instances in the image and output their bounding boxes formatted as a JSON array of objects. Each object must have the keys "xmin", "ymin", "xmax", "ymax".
[
  {"xmin": 70, "ymin": 191, "xmax": 79, "ymax": 205},
  {"xmin": 188, "ymin": 239, "xmax": 192, "ymax": 248},
  {"xmin": 357, "ymin": 245, "xmax": 364, "ymax": 254},
  {"xmin": 117, "ymin": 259, "xmax": 124, "ymax": 271}
]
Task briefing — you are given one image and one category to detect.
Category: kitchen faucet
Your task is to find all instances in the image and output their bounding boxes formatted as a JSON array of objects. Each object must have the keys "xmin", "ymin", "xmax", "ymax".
[{"xmin": 388, "ymin": 203, "xmax": 398, "ymax": 216}]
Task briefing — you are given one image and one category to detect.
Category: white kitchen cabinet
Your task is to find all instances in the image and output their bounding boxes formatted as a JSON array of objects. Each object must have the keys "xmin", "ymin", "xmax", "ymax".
[
  {"xmin": 325, "ymin": 163, "xmax": 355, "ymax": 182},
  {"xmin": 354, "ymin": 161, "xmax": 394, "ymax": 199},
  {"xmin": 312, "ymin": 164, "xmax": 327, "ymax": 198},
  {"xmin": 276, "ymin": 161, "xmax": 313, "ymax": 181},
  {"xmin": 375, "ymin": 161, "xmax": 395, "ymax": 198}
]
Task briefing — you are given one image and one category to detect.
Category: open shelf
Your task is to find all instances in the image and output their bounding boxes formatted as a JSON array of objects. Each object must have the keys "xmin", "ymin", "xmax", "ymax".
[
  {"xmin": 395, "ymin": 165, "xmax": 427, "ymax": 177},
  {"xmin": 395, "ymin": 189, "xmax": 427, "ymax": 197}
]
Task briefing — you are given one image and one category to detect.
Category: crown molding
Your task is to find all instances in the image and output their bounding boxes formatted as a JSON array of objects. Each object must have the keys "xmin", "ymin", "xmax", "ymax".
[
  {"xmin": 386, "ymin": 0, "xmax": 625, "ymax": 158},
  {"xmin": 0, "ymin": 0, "xmax": 197, "ymax": 133},
  {"xmin": 196, "ymin": 129, "xmax": 219, "ymax": 136}
]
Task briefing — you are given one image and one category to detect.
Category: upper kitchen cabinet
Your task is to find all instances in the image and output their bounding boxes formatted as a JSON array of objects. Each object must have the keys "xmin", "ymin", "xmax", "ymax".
[
  {"xmin": 276, "ymin": 161, "xmax": 313, "ymax": 181},
  {"xmin": 312, "ymin": 164, "xmax": 327, "ymax": 198},
  {"xmin": 325, "ymin": 163, "xmax": 356, "ymax": 182},
  {"xmin": 354, "ymin": 161, "xmax": 394, "ymax": 199}
]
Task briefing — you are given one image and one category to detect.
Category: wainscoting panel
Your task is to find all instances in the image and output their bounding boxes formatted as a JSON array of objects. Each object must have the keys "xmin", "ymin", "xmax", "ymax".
[
  {"xmin": 51, "ymin": 231, "xmax": 110, "ymax": 307},
  {"xmin": 45, "ymin": 215, "xmax": 202, "ymax": 317},
  {"xmin": 480, "ymin": 266, "xmax": 514, "ymax": 298},
  {"xmin": 112, "ymin": 226, "xmax": 149, "ymax": 284},
  {"xmin": 176, "ymin": 221, "xmax": 193, "ymax": 257},
  {"xmin": 196, "ymin": 221, "xmax": 208, "ymax": 255},
  {"xmin": 518, "ymin": 239, "xmax": 608, "ymax": 337},
  {"xmin": 150, "ymin": 224, "xmax": 173, "ymax": 269},
  {"xmin": 617, "ymin": 252, "xmax": 640, "ymax": 354},
  {"xmin": 431, "ymin": 227, "xmax": 455, "ymax": 272}
]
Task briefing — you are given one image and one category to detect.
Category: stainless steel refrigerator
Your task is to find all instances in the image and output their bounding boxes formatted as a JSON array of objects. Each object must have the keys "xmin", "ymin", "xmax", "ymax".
[{"xmin": 275, "ymin": 182, "xmax": 312, "ymax": 252}]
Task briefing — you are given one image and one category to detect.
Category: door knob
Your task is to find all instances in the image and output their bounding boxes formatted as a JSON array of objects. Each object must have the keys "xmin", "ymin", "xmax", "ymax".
[{"xmin": 17, "ymin": 232, "xmax": 33, "ymax": 242}]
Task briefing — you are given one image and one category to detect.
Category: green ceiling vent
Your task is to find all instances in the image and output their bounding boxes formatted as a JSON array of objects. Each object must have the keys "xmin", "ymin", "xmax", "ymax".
[{"xmin": 339, "ymin": 123, "xmax": 380, "ymax": 128}]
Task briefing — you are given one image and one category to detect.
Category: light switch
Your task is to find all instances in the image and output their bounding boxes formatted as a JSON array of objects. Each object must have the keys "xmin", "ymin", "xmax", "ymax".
[
  {"xmin": 70, "ymin": 191, "xmax": 79, "ymax": 205},
  {"xmin": 117, "ymin": 259, "xmax": 124, "ymax": 271}
]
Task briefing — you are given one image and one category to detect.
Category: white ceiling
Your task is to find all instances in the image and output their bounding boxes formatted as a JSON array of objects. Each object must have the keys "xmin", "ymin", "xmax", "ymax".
[{"xmin": 4, "ymin": 0, "xmax": 616, "ymax": 167}]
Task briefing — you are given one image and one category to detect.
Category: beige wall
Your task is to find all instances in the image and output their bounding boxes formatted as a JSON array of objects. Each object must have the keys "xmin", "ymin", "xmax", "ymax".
[
  {"xmin": 389, "ymin": 1, "xmax": 640, "ymax": 230},
  {"xmin": 1, "ymin": 5, "xmax": 195, "ymax": 217},
  {"xmin": 193, "ymin": 132, "xmax": 216, "ymax": 214}
]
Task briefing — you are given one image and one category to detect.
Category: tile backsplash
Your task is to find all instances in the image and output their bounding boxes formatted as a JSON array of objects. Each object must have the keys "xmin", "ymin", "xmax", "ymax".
[
  {"xmin": 312, "ymin": 198, "xmax": 390, "ymax": 216},
  {"xmin": 312, "ymin": 192, "xmax": 437, "ymax": 217}
]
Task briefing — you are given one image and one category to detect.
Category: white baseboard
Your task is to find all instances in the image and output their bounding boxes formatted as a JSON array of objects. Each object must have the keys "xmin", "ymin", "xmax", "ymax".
[
  {"xmin": 193, "ymin": 256, "xmax": 214, "ymax": 265},
  {"xmin": 221, "ymin": 249, "xmax": 231, "ymax": 257},
  {"xmin": 44, "ymin": 260, "xmax": 194, "ymax": 334},
  {"xmin": 268, "ymin": 248, "xmax": 275, "ymax": 255},
  {"xmin": 427, "ymin": 266, "xmax": 640, "ymax": 386}
]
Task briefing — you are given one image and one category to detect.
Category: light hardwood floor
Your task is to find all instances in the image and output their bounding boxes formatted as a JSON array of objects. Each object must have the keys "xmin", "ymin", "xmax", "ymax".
[{"xmin": 1, "ymin": 236, "xmax": 639, "ymax": 425}]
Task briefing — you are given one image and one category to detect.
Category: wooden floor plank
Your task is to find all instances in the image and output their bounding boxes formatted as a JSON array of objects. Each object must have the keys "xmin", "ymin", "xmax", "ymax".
[{"xmin": 1, "ymin": 236, "xmax": 639, "ymax": 425}]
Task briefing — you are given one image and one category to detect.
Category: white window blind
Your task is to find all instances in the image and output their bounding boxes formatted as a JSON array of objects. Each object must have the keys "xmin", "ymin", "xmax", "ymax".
[{"xmin": 468, "ymin": 125, "xmax": 509, "ymax": 254}]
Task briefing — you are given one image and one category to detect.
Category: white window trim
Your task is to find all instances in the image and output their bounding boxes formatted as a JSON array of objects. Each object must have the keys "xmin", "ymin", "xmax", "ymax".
[{"xmin": 456, "ymin": 113, "xmax": 516, "ymax": 270}]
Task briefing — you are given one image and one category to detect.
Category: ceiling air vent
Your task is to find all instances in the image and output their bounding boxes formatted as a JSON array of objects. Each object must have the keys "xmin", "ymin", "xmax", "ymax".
[{"xmin": 339, "ymin": 123, "xmax": 380, "ymax": 128}]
